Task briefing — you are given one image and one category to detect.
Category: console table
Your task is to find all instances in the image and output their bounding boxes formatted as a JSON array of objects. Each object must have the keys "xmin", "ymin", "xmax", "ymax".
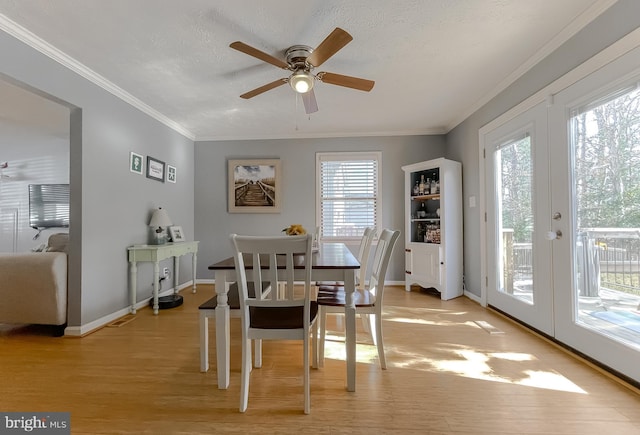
[{"xmin": 128, "ymin": 241, "xmax": 199, "ymax": 315}]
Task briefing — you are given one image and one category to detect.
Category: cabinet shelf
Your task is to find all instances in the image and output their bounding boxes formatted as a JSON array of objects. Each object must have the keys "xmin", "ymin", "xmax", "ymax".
[
  {"xmin": 411, "ymin": 218, "xmax": 440, "ymax": 222},
  {"xmin": 410, "ymin": 194, "xmax": 440, "ymax": 200}
]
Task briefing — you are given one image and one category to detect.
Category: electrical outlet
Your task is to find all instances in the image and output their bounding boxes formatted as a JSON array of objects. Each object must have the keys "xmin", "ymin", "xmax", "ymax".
[{"xmin": 163, "ymin": 267, "xmax": 170, "ymax": 277}]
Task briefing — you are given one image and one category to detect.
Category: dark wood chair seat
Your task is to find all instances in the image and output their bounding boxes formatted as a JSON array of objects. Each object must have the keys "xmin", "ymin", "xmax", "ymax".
[
  {"xmin": 198, "ymin": 282, "xmax": 269, "ymax": 310},
  {"xmin": 316, "ymin": 286, "xmax": 375, "ymax": 307},
  {"xmin": 250, "ymin": 302, "xmax": 318, "ymax": 329}
]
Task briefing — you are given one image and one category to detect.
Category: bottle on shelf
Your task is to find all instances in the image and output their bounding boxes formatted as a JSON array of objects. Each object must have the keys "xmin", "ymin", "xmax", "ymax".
[
  {"xmin": 431, "ymin": 178, "xmax": 437, "ymax": 195},
  {"xmin": 413, "ymin": 180, "xmax": 420, "ymax": 196},
  {"xmin": 417, "ymin": 201, "xmax": 426, "ymax": 218},
  {"xmin": 419, "ymin": 175, "xmax": 426, "ymax": 195}
]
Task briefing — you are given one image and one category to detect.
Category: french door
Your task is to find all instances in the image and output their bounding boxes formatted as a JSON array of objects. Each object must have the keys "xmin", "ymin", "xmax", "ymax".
[
  {"xmin": 485, "ymin": 101, "xmax": 553, "ymax": 336},
  {"xmin": 548, "ymin": 46, "xmax": 640, "ymax": 381},
  {"xmin": 485, "ymin": 45, "xmax": 640, "ymax": 382}
]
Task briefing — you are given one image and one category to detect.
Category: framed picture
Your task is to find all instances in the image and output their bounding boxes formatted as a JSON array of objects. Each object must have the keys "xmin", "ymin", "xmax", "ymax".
[
  {"xmin": 167, "ymin": 165, "xmax": 177, "ymax": 183},
  {"xmin": 146, "ymin": 156, "xmax": 165, "ymax": 182},
  {"xmin": 169, "ymin": 225, "xmax": 185, "ymax": 242},
  {"xmin": 130, "ymin": 152, "xmax": 144, "ymax": 175},
  {"xmin": 228, "ymin": 159, "xmax": 281, "ymax": 213}
]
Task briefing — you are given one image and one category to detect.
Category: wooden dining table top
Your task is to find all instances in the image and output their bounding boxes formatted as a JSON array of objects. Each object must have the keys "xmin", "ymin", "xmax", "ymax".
[{"xmin": 208, "ymin": 242, "xmax": 360, "ymax": 271}]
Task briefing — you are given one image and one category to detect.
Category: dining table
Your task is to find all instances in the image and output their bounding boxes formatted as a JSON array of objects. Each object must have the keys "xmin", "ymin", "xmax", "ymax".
[{"xmin": 207, "ymin": 242, "xmax": 361, "ymax": 392}]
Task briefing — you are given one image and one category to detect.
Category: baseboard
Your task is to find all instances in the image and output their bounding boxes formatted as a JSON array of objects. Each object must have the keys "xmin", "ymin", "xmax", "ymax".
[
  {"xmin": 65, "ymin": 280, "xmax": 196, "ymax": 337},
  {"xmin": 464, "ymin": 290, "xmax": 482, "ymax": 304}
]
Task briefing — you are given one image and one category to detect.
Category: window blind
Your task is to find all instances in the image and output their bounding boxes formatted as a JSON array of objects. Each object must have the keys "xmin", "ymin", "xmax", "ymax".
[
  {"xmin": 317, "ymin": 153, "xmax": 380, "ymax": 240},
  {"xmin": 28, "ymin": 184, "xmax": 70, "ymax": 229}
]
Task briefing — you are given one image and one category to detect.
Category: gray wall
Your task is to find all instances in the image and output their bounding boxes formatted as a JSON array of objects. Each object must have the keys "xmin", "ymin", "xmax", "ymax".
[
  {"xmin": 194, "ymin": 135, "xmax": 445, "ymax": 282},
  {"xmin": 445, "ymin": 0, "xmax": 640, "ymax": 297},
  {"xmin": 0, "ymin": 31, "xmax": 195, "ymax": 327}
]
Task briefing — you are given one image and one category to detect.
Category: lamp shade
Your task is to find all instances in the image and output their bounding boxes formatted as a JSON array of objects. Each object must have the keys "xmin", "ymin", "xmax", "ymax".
[
  {"xmin": 149, "ymin": 207, "xmax": 172, "ymax": 229},
  {"xmin": 289, "ymin": 71, "xmax": 314, "ymax": 94}
]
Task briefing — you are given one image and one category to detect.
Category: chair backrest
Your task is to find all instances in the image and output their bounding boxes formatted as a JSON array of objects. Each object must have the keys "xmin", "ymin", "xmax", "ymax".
[
  {"xmin": 356, "ymin": 227, "xmax": 376, "ymax": 289},
  {"xmin": 230, "ymin": 234, "xmax": 313, "ymax": 330},
  {"xmin": 312, "ymin": 226, "xmax": 320, "ymax": 251},
  {"xmin": 368, "ymin": 229, "xmax": 400, "ymax": 304}
]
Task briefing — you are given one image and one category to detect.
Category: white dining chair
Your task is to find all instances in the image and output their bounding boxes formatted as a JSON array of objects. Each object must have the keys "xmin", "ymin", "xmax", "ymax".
[
  {"xmin": 317, "ymin": 226, "xmax": 375, "ymax": 291},
  {"xmin": 198, "ymin": 280, "xmax": 271, "ymax": 372},
  {"xmin": 230, "ymin": 233, "xmax": 317, "ymax": 414},
  {"xmin": 315, "ymin": 226, "xmax": 376, "ymax": 337},
  {"xmin": 315, "ymin": 229, "xmax": 400, "ymax": 369}
]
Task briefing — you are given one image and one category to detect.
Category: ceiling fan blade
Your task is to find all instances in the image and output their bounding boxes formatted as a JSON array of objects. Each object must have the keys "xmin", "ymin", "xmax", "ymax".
[
  {"xmin": 306, "ymin": 28, "xmax": 353, "ymax": 68},
  {"xmin": 302, "ymin": 88, "xmax": 318, "ymax": 114},
  {"xmin": 230, "ymin": 41, "xmax": 289, "ymax": 69},
  {"xmin": 240, "ymin": 79, "xmax": 287, "ymax": 99},
  {"xmin": 317, "ymin": 72, "xmax": 375, "ymax": 92}
]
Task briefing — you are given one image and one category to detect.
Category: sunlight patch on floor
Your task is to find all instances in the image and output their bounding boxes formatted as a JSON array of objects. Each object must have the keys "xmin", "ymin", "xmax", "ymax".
[
  {"xmin": 517, "ymin": 369, "xmax": 586, "ymax": 392},
  {"xmin": 393, "ymin": 347, "xmax": 586, "ymax": 394},
  {"xmin": 322, "ymin": 337, "xmax": 380, "ymax": 365},
  {"xmin": 385, "ymin": 317, "xmax": 448, "ymax": 326}
]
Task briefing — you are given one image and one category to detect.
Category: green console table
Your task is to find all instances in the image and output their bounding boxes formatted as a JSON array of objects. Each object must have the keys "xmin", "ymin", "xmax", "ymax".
[{"xmin": 128, "ymin": 241, "xmax": 199, "ymax": 314}]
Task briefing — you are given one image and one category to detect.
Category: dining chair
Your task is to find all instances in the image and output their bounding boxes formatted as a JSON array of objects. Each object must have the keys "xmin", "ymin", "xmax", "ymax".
[
  {"xmin": 230, "ymin": 233, "xmax": 317, "ymax": 414},
  {"xmin": 198, "ymin": 280, "xmax": 271, "ymax": 372},
  {"xmin": 315, "ymin": 228, "xmax": 400, "ymax": 369},
  {"xmin": 316, "ymin": 226, "xmax": 376, "ymax": 290},
  {"xmin": 312, "ymin": 225, "xmax": 320, "ymax": 251},
  {"xmin": 315, "ymin": 226, "xmax": 376, "ymax": 338}
]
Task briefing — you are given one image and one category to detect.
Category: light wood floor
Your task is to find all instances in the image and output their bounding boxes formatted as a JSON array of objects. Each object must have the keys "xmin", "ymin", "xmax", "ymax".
[{"xmin": 2, "ymin": 285, "xmax": 640, "ymax": 434}]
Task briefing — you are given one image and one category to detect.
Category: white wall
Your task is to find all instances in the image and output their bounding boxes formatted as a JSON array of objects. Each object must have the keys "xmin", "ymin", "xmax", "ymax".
[{"xmin": 0, "ymin": 132, "xmax": 69, "ymax": 253}]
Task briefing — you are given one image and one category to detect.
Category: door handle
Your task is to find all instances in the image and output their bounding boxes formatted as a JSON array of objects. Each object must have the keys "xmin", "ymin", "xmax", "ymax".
[{"xmin": 546, "ymin": 230, "xmax": 562, "ymax": 240}]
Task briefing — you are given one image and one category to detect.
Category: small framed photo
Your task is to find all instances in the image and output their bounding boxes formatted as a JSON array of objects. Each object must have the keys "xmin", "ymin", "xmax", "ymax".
[
  {"xmin": 169, "ymin": 225, "xmax": 185, "ymax": 242},
  {"xmin": 146, "ymin": 156, "xmax": 165, "ymax": 182},
  {"xmin": 130, "ymin": 152, "xmax": 144, "ymax": 175},
  {"xmin": 167, "ymin": 165, "xmax": 176, "ymax": 183}
]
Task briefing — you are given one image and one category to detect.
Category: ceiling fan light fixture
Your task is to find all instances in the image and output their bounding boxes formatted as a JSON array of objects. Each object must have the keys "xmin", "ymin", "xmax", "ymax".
[{"xmin": 289, "ymin": 71, "xmax": 314, "ymax": 94}]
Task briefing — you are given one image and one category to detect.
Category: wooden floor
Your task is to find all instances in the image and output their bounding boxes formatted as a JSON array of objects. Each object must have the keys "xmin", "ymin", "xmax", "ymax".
[{"xmin": 2, "ymin": 285, "xmax": 640, "ymax": 434}]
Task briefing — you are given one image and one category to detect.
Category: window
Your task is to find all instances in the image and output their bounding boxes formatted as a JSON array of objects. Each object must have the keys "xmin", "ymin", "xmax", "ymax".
[
  {"xmin": 316, "ymin": 152, "xmax": 381, "ymax": 241},
  {"xmin": 28, "ymin": 184, "xmax": 70, "ymax": 229}
]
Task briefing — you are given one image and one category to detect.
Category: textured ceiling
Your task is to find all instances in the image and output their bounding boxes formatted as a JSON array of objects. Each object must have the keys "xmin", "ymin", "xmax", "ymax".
[{"xmin": 0, "ymin": 0, "xmax": 613, "ymax": 141}]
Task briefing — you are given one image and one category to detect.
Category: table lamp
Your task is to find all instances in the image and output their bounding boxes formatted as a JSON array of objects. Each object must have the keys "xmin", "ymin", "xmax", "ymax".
[{"xmin": 149, "ymin": 207, "xmax": 172, "ymax": 245}]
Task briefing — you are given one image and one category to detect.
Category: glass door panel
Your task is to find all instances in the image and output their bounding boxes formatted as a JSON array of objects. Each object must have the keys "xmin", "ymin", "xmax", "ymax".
[
  {"xmin": 497, "ymin": 135, "xmax": 534, "ymax": 305},
  {"xmin": 485, "ymin": 102, "xmax": 553, "ymax": 335},
  {"xmin": 570, "ymin": 86, "xmax": 640, "ymax": 349}
]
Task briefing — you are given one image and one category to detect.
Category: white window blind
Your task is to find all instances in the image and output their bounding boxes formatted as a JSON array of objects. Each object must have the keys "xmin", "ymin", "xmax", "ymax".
[{"xmin": 317, "ymin": 152, "xmax": 381, "ymax": 240}]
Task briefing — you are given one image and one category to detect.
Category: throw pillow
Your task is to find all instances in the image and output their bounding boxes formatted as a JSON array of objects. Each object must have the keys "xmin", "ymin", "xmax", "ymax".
[{"xmin": 47, "ymin": 233, "xmax": 69, "ymax": 253}]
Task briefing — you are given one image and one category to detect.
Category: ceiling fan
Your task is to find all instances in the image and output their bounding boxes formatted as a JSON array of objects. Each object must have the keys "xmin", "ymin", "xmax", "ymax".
[{"xmin": 230, "ymin": 28, "xmax": 374, "ymax": 114}]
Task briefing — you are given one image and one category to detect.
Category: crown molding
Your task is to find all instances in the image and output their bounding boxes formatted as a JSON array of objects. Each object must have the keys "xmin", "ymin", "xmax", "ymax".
[
  {"xmin": 195, "ymin": 126, "xmax": 447, "ymax": 142},
  {"xmin": 0, "ymin": 13, "xmax": 195, "ymax": 141}
]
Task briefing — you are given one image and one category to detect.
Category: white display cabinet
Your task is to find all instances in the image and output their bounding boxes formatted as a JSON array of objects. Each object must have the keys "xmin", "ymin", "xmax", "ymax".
[{"xmin": 401, "ymin": 158, "xmax": 462, "ymax": 300}]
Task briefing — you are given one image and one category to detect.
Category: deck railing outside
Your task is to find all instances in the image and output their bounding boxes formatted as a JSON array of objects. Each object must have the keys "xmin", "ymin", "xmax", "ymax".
[{"xmin": 503, "ymin": 228, "xmax": 640, "ymax": 297}]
